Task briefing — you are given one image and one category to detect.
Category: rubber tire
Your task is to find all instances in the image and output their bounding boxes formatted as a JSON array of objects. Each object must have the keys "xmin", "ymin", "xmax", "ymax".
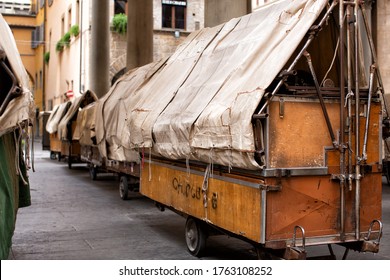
[
  {"xmin": 386, "ymin": 161, "xmax": 390, "ymax": 185},
  {"xmin": 185, "ymin": 217, "xmax": 207, "ymax": 257},
  {"xmin": 119, "ymin": 175, "xmax": 129, "ymax": 200},
  {"xmin": 89, "ymin": 166, "xmax": 97, "ymax": 181},
  {"xmin": 50, "ymin": 151, "xmax": 56, "ymax": 160}
]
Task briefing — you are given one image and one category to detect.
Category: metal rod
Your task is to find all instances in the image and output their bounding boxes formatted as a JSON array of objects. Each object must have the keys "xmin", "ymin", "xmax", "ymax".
[
  {"xmin": 360, "ymin": 3, "xmax": 384, "ymax": 93},
  {"xmin": 360, "ymin": 3, "xmax": 388, "ymax": 119},
  {"xmin": 362, "ymin": 65, "xmax": 375, "ymax": 161},
  {"xmin": 304, "ymin": 51, "xmax": 337, "ymax": 147},
  {"xmin": 346, "ymin": 5, "xmax": 353, "ymax": 192},
  {"xmin": 354, "ymin": 0, "xmax": 361, "ymax": 240},
  {"xmin": 261, "ymin": 189, "xmax": 267, "ymax": 244},
  {"xmin": 339, "ymin": 0, "xmax": 346, "ymax": 240},
  {"xmin": 257, "ymin": 0, "xmax": 339, "ymax": 114}
]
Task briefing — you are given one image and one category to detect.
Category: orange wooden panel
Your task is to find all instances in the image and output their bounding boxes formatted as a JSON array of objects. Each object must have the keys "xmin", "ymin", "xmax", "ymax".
[
  {"xmin": 265, "ymin": 174, "xmax": 381, "ymax": 242},
  {"xmin": 268, "ymin": 99, "xmax": 381, "ymax": 169},
  {"xmin": 140, "ymin": 162, "xmax": 205, "ymax": 219},
  {"xmin": 207, "ymin": 178, "xmax": 261, "ymax": 242},
  {"xmin": 268, "ymin": 99, "xmax": 340, "ymax": 168},
  {"xmin": 140, "ymin": 161, "xmax": 262, "ymax": 242},
  {"xmin": 49, "ymin": 133, "xmax": 61, "ymax": 152}
]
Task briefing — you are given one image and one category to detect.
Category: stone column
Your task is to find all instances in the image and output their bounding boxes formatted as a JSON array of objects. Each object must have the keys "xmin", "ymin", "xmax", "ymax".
[
  {"xmin": 90, "ymin": 0, "xmax": 110, "ymax": 98},
  {"xmin": 126, "ymin": 0, "xmax": 153, "ymax": 70}
]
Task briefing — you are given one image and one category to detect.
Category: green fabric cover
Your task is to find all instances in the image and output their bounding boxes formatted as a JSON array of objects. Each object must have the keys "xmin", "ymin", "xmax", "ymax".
[{"xmin": 0, "ymin": 132, "xmax": 31, "ymax": 260}]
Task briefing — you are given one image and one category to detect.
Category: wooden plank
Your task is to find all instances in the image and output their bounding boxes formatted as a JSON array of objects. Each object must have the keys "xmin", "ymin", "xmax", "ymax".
[
  {"xmin": 265, "ymin": 174, "xmax": 381, "ymax": 242},
  {"xmin": 207, "ymin": 178, "xmax": 261, "ymax": 242},
  {"xmin": 49, "ymin": 133, "xmax": 61, "ymax": 153},
  {"xmin": 140, "ymin": 161, "xmax": 262, "ymax": 242},
  {"xmin": 268, "ymin": 99, "xmax": 340, "ymax": 168}
]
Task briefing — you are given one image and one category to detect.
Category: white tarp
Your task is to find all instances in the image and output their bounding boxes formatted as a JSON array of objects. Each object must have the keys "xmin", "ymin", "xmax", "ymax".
[
  {"xmin": 95, "ymin": 0, "xmax": 329, "ymax": 170},
  {"xmin": 95, "ymin": 59, "xmax": 168, "ymax": 162},
  {"xmin": 73, "ymin": 101, "xmax": 97, "ymax": 146},
  {"xmin": 58, "ymin": 90, "xmax": 97, "ymax": 141},
  {"xmin": 0, "ymin": 13, "xmax": 34, "ymax": 136},
  {"xmin": 45, "ymin": 102, "xmax": 71, "ymax": 134}
]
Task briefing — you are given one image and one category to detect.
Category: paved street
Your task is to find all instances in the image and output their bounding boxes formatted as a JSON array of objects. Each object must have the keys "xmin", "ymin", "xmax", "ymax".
[{"xmin": 7, "ymin": 139, "xmax": 390, "ymax": 260}]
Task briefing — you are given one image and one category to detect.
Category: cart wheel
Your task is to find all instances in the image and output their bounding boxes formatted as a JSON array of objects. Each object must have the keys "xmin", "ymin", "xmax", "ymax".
[
  {"xmin": 50, "ymin": 151, "xmax": 56, "ymax": 160},
  {"xmin": 386, "ymin": 161, "xmax": 390, "ymax": 185},
  {"xmin": 89, "ymin": 166, "xmax": 97, "ymax": 180},
  {"xmin": 119, "ymin": 175, "xmax": 129, "ymax": 200},
  {"xmin": 185, "ymin": 217, "xmax": 207, "ymax": 257},
  {"xmin": 255, "ymin": 246, "xmax": 273, "ymax": 260}
]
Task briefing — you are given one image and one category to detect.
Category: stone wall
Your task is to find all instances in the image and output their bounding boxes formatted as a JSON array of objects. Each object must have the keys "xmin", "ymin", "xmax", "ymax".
[
  {"xmin": 110, "ymin": 31, "xmax": 127, "ymax": 83},
  {"xmin": 153, "ymin": 29, "xmax": 191, "ymax": 61}
]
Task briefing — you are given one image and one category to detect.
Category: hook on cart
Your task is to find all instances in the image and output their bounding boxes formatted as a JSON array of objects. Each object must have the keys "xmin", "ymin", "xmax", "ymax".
[
  {"xmin": 361, "ymin": 220, "xmax": 383, "ymax": 253},
  {"xmin": 284, "ymin": 225, "xmax": 307, "ymax": 260}
]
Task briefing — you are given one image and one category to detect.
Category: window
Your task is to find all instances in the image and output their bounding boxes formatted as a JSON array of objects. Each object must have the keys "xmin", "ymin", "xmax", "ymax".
[
  {"xmin": 31, "ymin": 24, "xmax": 44, "ymax": 49},
  {"xmin": 114, "ymin": 0, "xmax": 126, "ymax": 15},
  {"xmin": 39, "ymin": 70, "xmax": 43, "ymax": 89},
  {"xmin": 61, "ymin": 15, "xmax": 65, "ymax": 36},
  {"xmin": 68, "ymin": 7, "xmax": 72, "ymax": 30},
  {"xmin": 75, "ymin": 0, "xmax": 79, "ymax": 25},
  {"xmin": 162, "ymin": 0, "xmax": 186, "ymax": 30}
]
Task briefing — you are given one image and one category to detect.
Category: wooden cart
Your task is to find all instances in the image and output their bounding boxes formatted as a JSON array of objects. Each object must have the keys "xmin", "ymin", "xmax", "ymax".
[
  {"xmin": 141, "ymin": 96, "xmax": 383, "ymax": 259},
  {"xmin": 75, "ymin": 100, "xmax": 140, "ymax": 199},
  {"xmin": 57, "ymin": 90, "xmax": 97, "ymax": 168},
  {"xmin": 46, "ymin": 102, "xmax": 71, "ymax": 160},
  {"xmin": 137, "ymin": 0, "xmax": 385, "ymax": 259}
]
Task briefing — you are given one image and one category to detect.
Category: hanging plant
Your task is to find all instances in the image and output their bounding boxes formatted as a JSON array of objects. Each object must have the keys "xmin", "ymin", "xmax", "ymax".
[
  {"xmin": 112, "ymin": 13, "xmax": 127, "ymax": 35},
  {"xmin": 70, "ymin": 24, "xmax": 80, "ymax": 37},
  {"xmin": 44, "ymin": 51, "xmax": 50, "ymax": 64},
  {"xmin": 63, "ymin": 32, "xmax": 71, "ymax": 47},
  {"xmin": 56, "ymin": 39, "xmax": 64, "ymax": 52}
]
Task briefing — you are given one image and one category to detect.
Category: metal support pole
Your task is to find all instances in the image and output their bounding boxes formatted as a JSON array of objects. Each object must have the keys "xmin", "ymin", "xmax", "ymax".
[
  {"xmin": 304, "ymin": 51, "xmax": 337, "ymax": 147},
  {"xmin": 360, "ymin": 3, "xmax": 388, "ymax": 119},
  {"xmin": 339, "ymin": 0, "xmax": 346, "ymax": 240},
  {"xmin": 362, "ymin": 65, "xmax": 376, "ymax": 161},
  {"xmin": 346, "ymin": 5, "xmax": 353, "ymax": 191},
  {"xmin": 354, "ymin": 0, "xmax": 361, "ymax": 240}
]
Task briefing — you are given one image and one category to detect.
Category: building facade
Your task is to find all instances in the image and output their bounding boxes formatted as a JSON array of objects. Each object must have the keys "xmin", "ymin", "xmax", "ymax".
[
  {"xmin": 0, "ymin": 0, "xmax": 44, "ymax": 113},
  {"xmin": 45, "ymin": 0, "xmax": 207, "ymax": 110}
]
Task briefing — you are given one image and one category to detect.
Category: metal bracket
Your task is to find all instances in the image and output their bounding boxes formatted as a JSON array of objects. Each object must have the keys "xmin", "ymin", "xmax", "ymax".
[
  {"xmin": 279, "ymin": 97, "xmax": 285, "ymax": 118},
  {"xmin": 212, "ymin": 192, "xmax": 218, "ymax": 209},
  {"xmin": 259, "ymin": 183, "xmax": 282, "ymax": 192}
]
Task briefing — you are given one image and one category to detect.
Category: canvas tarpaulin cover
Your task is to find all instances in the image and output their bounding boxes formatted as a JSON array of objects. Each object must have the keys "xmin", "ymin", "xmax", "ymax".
[
  {"xmin": 57, "ymin": 90, "xmax": 97, "ymax": 141},
  {"xmin": 45, "ymin": 101, "xmax": 71, "ymax": 135},
  {"xmin": 0, "ymin": 13, "xmax": 33, "ymax": 259},
  {"xmin": 95, "ymin": 0, "xmax": 328, "ymax": 170},
  {"xmin": 73, "ymin": 102, "xmax": 97, "ymax": 147}
]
